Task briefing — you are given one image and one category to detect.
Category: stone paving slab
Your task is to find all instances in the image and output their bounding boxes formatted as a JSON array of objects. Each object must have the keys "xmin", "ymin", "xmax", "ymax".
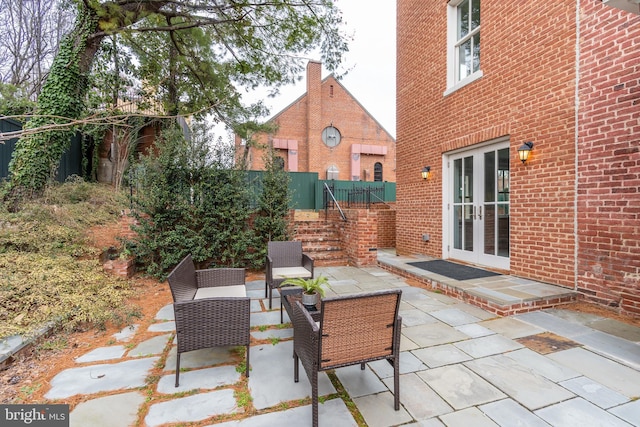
[
  {"xmin": 417, "ymin": 364, "xmax": 506, "ymax": 410},
  {"xmin": 547, "ymin": 347, "xmax": 640, "ymax": 397},
  {"xmin": 402, "ymin": 322, "xmax": 468, "ymax": 347},
  {"xmin": 334, "ymin": 364, "xmax": 388, "ymax": 398},
  {"xmin": 147, "ymin": 321, "xmax": 175, "ymax": 332},
  {"xmin": 75, "ymin": 345, "xmax": 126, "ymax": 363},
  {"xmin": 464, "ymin": 354, "xmax": 575, "ymax": 410},
  {"xmin": 429, "ymin": 308, "xmax": 481, "ymax": 326},
  {"xmin": 453, "ymin": 334, "xmax": 523, "ymax": 358},
  {"xmin": 155, "ymin": 304, "xmax": 173, "ymax": 320},
  {"xmin": 145, "ymin": 389, "xmax": 239, "ymax": 427},
  {"xmin": 209, "ymin": 397, "xmax": 357, "ymax": 427},
  {"xmin": 70, "ymin": 391, "xmax": 145, "ymax": 427},
  {"xmin": 248, "ymin": 341, "xmax": 335, "ymax": 410},
  {"xmin": 383, "ymin": 373, "xmax": 453, "ymax": 420},
  {"xmin": 164, "ymin": 346, "xmax": 236, "ymax": 371},
  {"xmin": 412, "ymin": 344, "xmax": 472, "ymax": 368},
  {"xmin": 398, "ymin": 308, "xmax": 439, "ymax": 327},
  {"xmin": 479, "ymin": 317, "xmax": 546, "ymax": 339},
  {"xmin": 112, "ymin": 324, "xmax": 140, "ymax": 341},
  {"xmin": 559, "ymin": 376, "xmax": 629, "ymax": 409},
  {"xmin": 250, "ymin": 327, "xmax": 293, "ymax": 341},
  {"xmin": 479, "ymin": 399, "xmax": 549, "ymax": 427},
  {"xmin": 454, "ymin": 323, "xmax": 495, "ymax": 338},
  {"xmin": 45, "ymin": 357, "xmax": 159, "ymax": 399},
  {"xmin": 610, "ymin": 400, "xmax": 640, "ymax": 425},
  {"xmin": 156, "ymin": 365, "xmax": 241, "ymax": 394},
  {"xmin": 353, "ymin": 391, "xmax": 414, "ymax": 427},
  {"xmin": 534, "ymin": 397, "xmax": 633, "ymax": 427},
  {"xmin": 128, "ymin": 334, "xmax": 171, "ymax": 357},
  {"xmin": 502, "ymin": 348, "xmax": 578, "ymax": 383},
  {"xmin": 438, "ymin": 406, "xmax": 499, "ymax": 427}
]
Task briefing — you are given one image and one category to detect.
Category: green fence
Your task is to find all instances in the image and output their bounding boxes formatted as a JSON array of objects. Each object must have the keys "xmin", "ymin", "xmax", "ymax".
[
  {"xmin": 0, "ymin": 118, "xmax": 86, "ymax": 181},
  {"xmin": 247, "ymin": 170, "xmax": 395, "ymax": 210}
]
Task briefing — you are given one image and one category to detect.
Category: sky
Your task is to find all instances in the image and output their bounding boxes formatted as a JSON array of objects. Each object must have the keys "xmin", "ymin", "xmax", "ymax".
[{"xmin": 243, "ymin": 0, "xmax": 397, "ymax": 138}]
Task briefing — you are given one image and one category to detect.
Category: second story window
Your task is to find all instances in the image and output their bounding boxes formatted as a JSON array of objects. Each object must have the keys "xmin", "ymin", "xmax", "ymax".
[{"xmin": 446, "ymin": 0, "xmax": 482, "ymax": 95}]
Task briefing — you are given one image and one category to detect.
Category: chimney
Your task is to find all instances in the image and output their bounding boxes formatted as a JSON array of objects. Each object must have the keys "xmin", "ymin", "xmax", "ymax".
[{"xmin": 306, "ymin": 61, "xmax": 322, "ymax": 173}]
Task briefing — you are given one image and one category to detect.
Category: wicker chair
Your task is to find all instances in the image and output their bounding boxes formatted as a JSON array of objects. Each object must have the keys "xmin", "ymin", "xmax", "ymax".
[
  {"xmin": 167, "ymin": 254, "xmax": 251, "ymax": 387},
  {"xmin": 265, "ymin": 241, "xmax": 314, "ymax": 316},
  {"xmin": 292, "ymin": 289, "xmax": 402, "ymax": 427}
]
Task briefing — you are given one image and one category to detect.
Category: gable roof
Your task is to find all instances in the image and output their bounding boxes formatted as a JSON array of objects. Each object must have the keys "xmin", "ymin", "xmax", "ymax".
[{"xmin": 266, "ymin": 74, "xmax": 396, "ymax": 142}]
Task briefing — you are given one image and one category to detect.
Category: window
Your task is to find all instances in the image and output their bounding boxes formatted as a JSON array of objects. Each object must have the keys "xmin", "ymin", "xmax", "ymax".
[
  {"xmin": 321, "ymin": 126, "xmax": 341, "ymax": 147},
  {"xmin": 445, "ymin": 0, "xmax": 482, "ymax": 95},
  {"xmin": 274, "ymin": 156, "xmax": 285, "ymax": 170},
  {"xmin": 327, "ymin": 165, "xmax": 339, "ymax": 180},
  {"xmin": 374, "ymin": 162, "xmax": 383, "ymax": 181}
]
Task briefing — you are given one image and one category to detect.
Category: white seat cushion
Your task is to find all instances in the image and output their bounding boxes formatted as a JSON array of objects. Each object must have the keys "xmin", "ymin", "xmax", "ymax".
[
  {"xmin": 273, "ymin": 267, "xmax": 312, "ymax": 280},
  {"xmin": 194, "ymin": 285, "xmax": 247, "ymax": 299}
]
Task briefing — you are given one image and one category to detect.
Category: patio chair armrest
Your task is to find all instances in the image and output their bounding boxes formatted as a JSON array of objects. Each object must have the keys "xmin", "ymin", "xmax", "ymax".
[
  {"xmin": 292, "ymin": 301, "xmax": 319, "ymax": 375},
  {"xmin": 394, "ymin": 315, "xmax": 402, "ymax": 353},
  {"xmin": 302, "ymin": 254, "xmax": 314, "ymax": 277},
  {"xmin": 196, "ymin": 268, "xmax": 245, "ymax": 288},
  {"xmin": 266, "ymin": 255, "xmax": 274, "ymax": 282}
]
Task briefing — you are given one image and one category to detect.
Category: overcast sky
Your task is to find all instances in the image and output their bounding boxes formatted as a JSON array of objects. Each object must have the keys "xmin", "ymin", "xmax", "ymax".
[{"xmin": 244, "ymin": 0, "xmax": 397, "ymax": 138}]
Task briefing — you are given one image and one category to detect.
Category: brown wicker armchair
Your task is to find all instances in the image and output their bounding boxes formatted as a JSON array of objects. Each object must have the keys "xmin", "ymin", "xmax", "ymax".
[
  {"xmin": 167, "ymin": 254, "xmax": 251, "ymax": 387},
  {"xmin": 292, "ymin": 289, "xmax": 402, "ymax": 427},
  {"xmin": 265, "ymin": 241, "xmax": 314, "ymax": 315}
]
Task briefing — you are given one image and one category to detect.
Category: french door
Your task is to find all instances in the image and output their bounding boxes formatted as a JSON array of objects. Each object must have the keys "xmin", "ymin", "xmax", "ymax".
[{"xmin": 445, "ymin": 141, "xmax": 510, "ymax": 270}]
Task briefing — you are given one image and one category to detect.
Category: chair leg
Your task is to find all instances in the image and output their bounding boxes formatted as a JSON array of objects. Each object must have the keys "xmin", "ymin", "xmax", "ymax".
[
  {"xmin": 175, "ymin": 353, "xmax": 181, "ymax": 387},
  {"xmin": 245, "ymin": 345, "xmax": 250, "ymax": 378},
  {"xmin": 294, "ymin": 352, "xmax": 299, "ymax": 383},
  {"xmin": 268, "ymin": 286, "xmax": 273, "ymax": 309},
  {"xmin": 311, "ymin": 371, "xmax": 319, "ymax": 427},
  {"xmin": 393, "ymin": 356, "xmax": 400, "ymax": 411},
  {"xmin": 360, "ymin": 362, "xmax": 365, "ymax": 370},
  {"xmin": 265, "ymin": 280, "xmax": 268, "ymax": 298}
]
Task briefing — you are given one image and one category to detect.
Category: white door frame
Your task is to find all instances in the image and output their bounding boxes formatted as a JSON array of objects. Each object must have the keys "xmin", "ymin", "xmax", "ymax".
[{"xmin": 442, "ymin": 137, "xmax": 510, "ymax": 270}]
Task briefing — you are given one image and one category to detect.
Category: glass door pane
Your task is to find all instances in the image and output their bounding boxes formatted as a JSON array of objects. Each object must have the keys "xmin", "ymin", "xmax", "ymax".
[
  {"xmin": 497, "ymin": 148, "xmax": 510, "ymax": 257},
  {"xmin": 453, "ymin": 156, "xmax": 474, "ymax": 251},
  {"xmin": 483, "ymin": 148, "xmax": 509, "ymax": 257}
]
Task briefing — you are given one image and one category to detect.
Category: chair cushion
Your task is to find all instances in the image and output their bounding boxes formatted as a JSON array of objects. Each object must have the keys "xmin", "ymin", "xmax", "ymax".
[
  {"xmin": 272, "ymin": 267, "xmax": 313, "ymax": 280},
  {"xmin": 194, "ymin": 285, "xmax": 247, "ymax": 299}
]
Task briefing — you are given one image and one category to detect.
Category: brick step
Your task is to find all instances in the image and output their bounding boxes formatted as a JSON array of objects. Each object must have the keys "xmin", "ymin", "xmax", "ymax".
[{"xmin": 310, "ymin": 250, "xmax": 348, "ymax": 266}]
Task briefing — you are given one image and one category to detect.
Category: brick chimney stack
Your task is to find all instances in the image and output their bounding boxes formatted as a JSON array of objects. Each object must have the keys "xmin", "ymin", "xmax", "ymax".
[{"xmin": 306, "ymin": 61, "xmax": 322, "ymax": 173}]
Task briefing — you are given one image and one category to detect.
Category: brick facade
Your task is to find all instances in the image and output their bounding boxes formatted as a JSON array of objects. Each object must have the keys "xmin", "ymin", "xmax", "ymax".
[
  {"xmin": 236, "ymin": 61, "xmax": 396, "ymax": 183},
  {"xmin": 396, "ymin": 0, "xmax": 639, "ymax": 315},
  {"xmin": 577, "ymin": 2, "xmax": 640, "ymax": 313}
]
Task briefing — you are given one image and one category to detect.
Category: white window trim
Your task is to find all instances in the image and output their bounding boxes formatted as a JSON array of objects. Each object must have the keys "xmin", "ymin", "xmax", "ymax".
[{"xmin": 444, "ymin": 0, "xmax": 483, "ymax": 97}]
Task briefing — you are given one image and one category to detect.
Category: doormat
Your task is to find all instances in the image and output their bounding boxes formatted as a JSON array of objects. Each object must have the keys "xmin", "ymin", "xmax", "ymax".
[{"xmin": 408, "ymin": 260, "xmax": 501, "ymax": 281}]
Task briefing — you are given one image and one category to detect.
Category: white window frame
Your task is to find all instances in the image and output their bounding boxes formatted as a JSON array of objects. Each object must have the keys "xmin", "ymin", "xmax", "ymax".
[{"xmin": 444, "ymin": 0, "xmax": 483, "ymax": 96}]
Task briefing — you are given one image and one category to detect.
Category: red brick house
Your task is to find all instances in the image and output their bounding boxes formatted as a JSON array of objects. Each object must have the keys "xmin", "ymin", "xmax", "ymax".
[
  {"xmin": 236, "ymin": 61, "xmax": 396, "ymax": 182},
  {"xmin": 396, "ymin": 0, "xmax": 639, "ymax": 314}
]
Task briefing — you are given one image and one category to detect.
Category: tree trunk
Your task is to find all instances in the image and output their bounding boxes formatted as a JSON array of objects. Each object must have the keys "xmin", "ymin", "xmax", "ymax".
[{"xmin": 6, "ymin": 5, "xmax": 104, "ymax": 204}]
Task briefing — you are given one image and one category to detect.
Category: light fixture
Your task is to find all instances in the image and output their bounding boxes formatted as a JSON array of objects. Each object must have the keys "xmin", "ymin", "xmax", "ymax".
[
  {"xmin": 518, "ymin": 141, "xmax": 534, "ymax": 164},
  {"xmin": 421, "ymin": 166, "xmax": 431, "ymax": 180}
]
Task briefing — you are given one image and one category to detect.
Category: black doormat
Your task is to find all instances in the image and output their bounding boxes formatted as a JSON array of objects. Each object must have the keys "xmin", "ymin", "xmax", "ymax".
[{"xmin": 408, "ymin": 260, "xmax": 501, "ymax": 281}]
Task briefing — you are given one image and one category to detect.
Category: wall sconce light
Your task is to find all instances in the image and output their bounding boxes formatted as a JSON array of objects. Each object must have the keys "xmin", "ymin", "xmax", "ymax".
[
  {"xmin": 421, "ymin": 166, "xmax": 432, "ymax": 180},
  {"xmin": 518, "ymin": 141, "xmax": 534, "ymax": 164}
]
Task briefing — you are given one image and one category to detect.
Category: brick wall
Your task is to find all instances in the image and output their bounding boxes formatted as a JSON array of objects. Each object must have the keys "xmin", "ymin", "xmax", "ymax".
[
  {"xmin": 577, "ymin": 2, "xmax": 640, "ymax": 314},
  {"xmin": 237, "ymin": 62, "xmax": 396, "ymax": 183},
  {"xmin": 396, "ymin": 0, "xmax": 578, "ymax": 287},
  {"xmin": 376, "ymin": 206, "xmax": 396, "ymax": 248},
  {"xmin": 325, "ymin": 208, "xmax": 389, "ymax": 266}
]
